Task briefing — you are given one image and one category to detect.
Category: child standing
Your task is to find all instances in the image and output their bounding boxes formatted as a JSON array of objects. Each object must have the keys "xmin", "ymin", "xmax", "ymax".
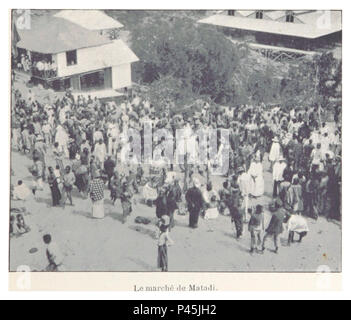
[
  {"xmin": 157, "ymin": 218, "xmax": 174, "ymax": 272},
  {"xmin": 248, "ymin": 205, "xmax": 265, "ymax": 254},
  {"xmin": 43, "ymin": 234, "xmax": 64, "ymax": 272}
]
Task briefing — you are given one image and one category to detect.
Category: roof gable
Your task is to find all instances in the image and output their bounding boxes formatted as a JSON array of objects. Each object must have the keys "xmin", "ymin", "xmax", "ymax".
[
  {"xmin": 17, "ymin": 15, "xmax": 112, "ymax": 54},
  {"xmin": 54, "ymin": 10, "xmax": 123, "ymax": 31}
]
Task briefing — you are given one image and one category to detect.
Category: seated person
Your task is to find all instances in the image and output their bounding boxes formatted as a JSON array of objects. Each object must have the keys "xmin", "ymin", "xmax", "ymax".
[
  {"xmin": 287, "ymin": 214, "xmax": 309, "ymax": 245},
  {"xmin": 16, "ymin": 214, "xmax": 30, "ymax": 234},
  {"xmin": 12, "ymin": 180, "xmax": 31, "ymax": 201},
  {"xmin": 43, "ymin": 234, "xmax": 64, "ymax": 272}
]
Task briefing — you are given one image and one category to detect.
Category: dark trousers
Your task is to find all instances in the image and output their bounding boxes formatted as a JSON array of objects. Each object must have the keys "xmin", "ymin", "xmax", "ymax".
[
  {"xmin": 230, "ymin": 207, "xmax": 243, "ymax": 238},
  {"xmin": 262, "ymin": 232, "xmax": 279, "ymax": 250},
  {"xmin": 168, "ymin": 209, "xmax": 175, "ymax": 231},
  {"xmin": 273, "ymin": 180, "xmax": 281, "ymax": 198},
  {"xmin": 50, "ymin": 186, "xmax": 61, "ymax": 206},
  {"xmin": 233, "ymin": 216, "xmax": 243, "ymax": 238},
  {"xmin": 288, "ymin": 231, "xmax": 307, "ymax": 244},
  {"xmin": 189, "ymin": 209, "xmax": 200, "ymax": 228}
]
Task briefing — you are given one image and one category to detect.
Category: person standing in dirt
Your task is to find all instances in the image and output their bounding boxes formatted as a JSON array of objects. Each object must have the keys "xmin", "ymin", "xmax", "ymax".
[
  {"xmin": 61, "ymin": 166, "xmax": 75, "ymax": 207},
  {"xmin": 166, "ymin": 182, "xmax": 179, "ymax": 231},
  {"xmin": 104, "ymin": 155, "xmax": 116, "ymax": 189},
  {"xmin": 47, "ymin": 167, "xmax": 61, "ymax": 207},
  {"xmin": 89, "ymin": 170, "xmax": 105, "ymax": 219},
  {"xmin": 185, "ymin": 178, "xmax": 205, "ymax": 229},
  {"xmin": 155, "ymin": 187, "xmax": 168, "ymax": 220},
  {"xmin": 120, "ymin": 179, "xmax": 133, "ymax": 224},
  {"xmin": 43, "ymin": 234, "xmax": 64, "ymax": 272},
  {"xmin": 248, "ymin": 205, "xmax": 265, "ymax": 254},
  {"xmin": 157, "ymin": 217, "xmax": 174, "ymax": 272},
  {"xmin": 53, "ymin": 142, "xmax": 64, "ymax": 174},
  {"xmin": 262, "ymin": 200, "xmax": 287, "ymax": 254},
  {"xmin": 30, "ymin": 155, "xmax": 44, "ymax": 196},
  {"xmin": 228, "ymin": 183, "xmax": 243, "ymax": 239}
]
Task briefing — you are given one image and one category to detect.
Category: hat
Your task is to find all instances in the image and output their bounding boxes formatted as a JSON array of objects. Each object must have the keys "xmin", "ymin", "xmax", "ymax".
[{"xmin": 278, "ymin": 156, "xmax": 286, "ymax": 161}]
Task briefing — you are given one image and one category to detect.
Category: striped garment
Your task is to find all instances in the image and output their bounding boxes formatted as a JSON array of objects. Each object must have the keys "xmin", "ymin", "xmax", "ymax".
[{"xmin": 90, "ymin": 178, "xmax": 105, "ymax": 202}]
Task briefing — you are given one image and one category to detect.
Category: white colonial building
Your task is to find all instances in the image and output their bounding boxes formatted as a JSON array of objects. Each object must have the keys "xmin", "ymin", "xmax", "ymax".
[{"xmin": 16, "ymin": 10, "xmax": 139, "ymax": 97}]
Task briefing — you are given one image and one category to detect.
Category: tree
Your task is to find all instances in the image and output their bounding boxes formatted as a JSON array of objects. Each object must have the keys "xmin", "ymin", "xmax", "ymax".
[
  {"xmin": 280, "ymin": 52, "xmax": 341, "ymax": 110},
  {"xmin": 130, "ymin": 16, "xmax": 240, "ymax": 103}
]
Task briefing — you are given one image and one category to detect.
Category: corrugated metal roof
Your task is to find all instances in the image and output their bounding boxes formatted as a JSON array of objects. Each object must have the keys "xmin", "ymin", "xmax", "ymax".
[
  {"xmin": 17, "ymin": 16, "xmax": 111, "ymax": 54},
  {"xmin": 54, "ymin": 10, "xmax": 124, "ymax": 30},
  {"xmin": 198, "ymin": 11, "xmax": 342, "ymax": 39}
]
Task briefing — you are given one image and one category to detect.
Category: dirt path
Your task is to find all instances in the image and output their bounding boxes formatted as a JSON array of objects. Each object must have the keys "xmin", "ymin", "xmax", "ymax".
[{"xmin": 9, "ymin": 149, "xmax": 341, "ymax": 272}]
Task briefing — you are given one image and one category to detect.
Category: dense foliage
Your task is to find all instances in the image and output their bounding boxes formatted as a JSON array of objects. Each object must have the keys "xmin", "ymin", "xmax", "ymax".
[{"xmin": 108, "ymin": 11, "xmax": 341, "ymax": 111}]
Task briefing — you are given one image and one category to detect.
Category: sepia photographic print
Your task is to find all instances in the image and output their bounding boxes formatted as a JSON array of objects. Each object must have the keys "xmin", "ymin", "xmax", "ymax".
[{"xmin": 9, "ymin": 8, "xmax": 342, "ymax": 284}]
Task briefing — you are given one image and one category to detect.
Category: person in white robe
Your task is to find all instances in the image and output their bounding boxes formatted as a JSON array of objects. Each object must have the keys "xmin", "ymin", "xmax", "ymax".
[
  {"xmin": 94, "ymin": 139, "xmax": 107, "ymax": 167},
  {"xmin": 59, "ymin": 107, "xmax": 67, "ymax": 125},
  {"xmin": 272, "ymin": 156, "xmax": 287, "ymax": 198},
  {"xmin": 93, "ymin": 129, "xmax": 104, "ymax": 144},
  {"xmin": 287, "ymin": 214, "xmax": 309, "ymax": 245},
  {"xmin": 248, "ymin": 154, "xmax": 265, "ymax": 198},
  {"xmin": 269, "ymin": 136, "xmax": 281, "ymax": 167},
  {"xmin": 55, "ymin": 125, "xmax": 69, "ymax": 158},
  {"xmin": 12, "ymin": 180, "xmax": 31, "ymax": 202},
  {"xmin": 107, "ymin": 122, "xmax": 119, "ymax": 157},
  {"xmin": 237, "ymin": 167, "xmax": 253, "ymax": 222}
]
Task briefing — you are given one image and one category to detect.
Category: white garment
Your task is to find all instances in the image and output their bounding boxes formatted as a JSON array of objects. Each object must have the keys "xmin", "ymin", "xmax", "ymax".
[
  {"xmin": 205, "ymin": 207, "xmax": 219, "ymax": 220},
  {"xmin": 273, "ymin": 162, "xmax": 287, "ymax": 182},
  {"xmin": 238, "ymin": 172, "xmax": 252, "ymax": 196},
  {"xmin": 94, "ymin": 143, "xmax": 106, "ymax": 164},
  {"xmin": 287, "ymin": 215, "xmax": 309, "ymax": 233},
  {"xmin": 47, "ymin": 242, "xmax": 64, "ymax": 266},
  {"xmin": 107, "ymin": 125, "xmax": 119, "ymax": 156},
  {"xmin": 142, "ymin": 183, "xmax": 158, "ymax": 201},
  {"xmin": 92, "ymin": 198, "xmax": 105, "ymax": 219},
  {"xmin": 269, "ymin": 142, "xmax": 281, "ymax": 162},
  {"xmin": 55, "ymin": 126, "xmax": 68, "ymax": 147},
  {"xmin": 93, "ymin": 131, "xmax": 104, "ymax": 143},
  {"xmin": 59, "ymin": 108, "xmax": 67, "ymax": 124},
  {"xmin": 55, "ymin": 126, "xmax": 69, "ymax": 158},
  {"xmin": 248, "ymin": 162, "xmax": 264, "ymax": 197},
  {"xmin": 13, "ymin": 184, "xmax": 31, "ymax": 200}
]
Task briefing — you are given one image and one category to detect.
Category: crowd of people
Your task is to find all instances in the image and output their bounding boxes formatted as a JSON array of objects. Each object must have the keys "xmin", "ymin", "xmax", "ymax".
[{"xmin": 10, "ymin": 81, "xmax": 342, "ymax": 270}]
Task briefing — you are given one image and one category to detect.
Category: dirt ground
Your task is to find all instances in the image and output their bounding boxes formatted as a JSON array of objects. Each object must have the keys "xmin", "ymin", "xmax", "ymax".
[{"xmin": 9, "ymin": 147, "xmax": 342, "ymax": 272}]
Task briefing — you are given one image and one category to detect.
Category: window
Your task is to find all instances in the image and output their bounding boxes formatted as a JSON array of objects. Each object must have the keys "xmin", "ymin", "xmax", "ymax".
[
  {"xmin": 80, "ymin": 70, "xmax": 105, "ymax": 91},
  {"xmin": 66, "ymin": 50, "xmax": 77, "ymax": 66},
  {"xmin": 256, "ymin": 11, "xmax": 263, "ymax": 19},
  {"xmin": 286, "ymin": 13, "xmax": 294, "ymax": 23},
  {"xmin": 228, "ymin": 10, "xmax": 235, "ymax": 16}
]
